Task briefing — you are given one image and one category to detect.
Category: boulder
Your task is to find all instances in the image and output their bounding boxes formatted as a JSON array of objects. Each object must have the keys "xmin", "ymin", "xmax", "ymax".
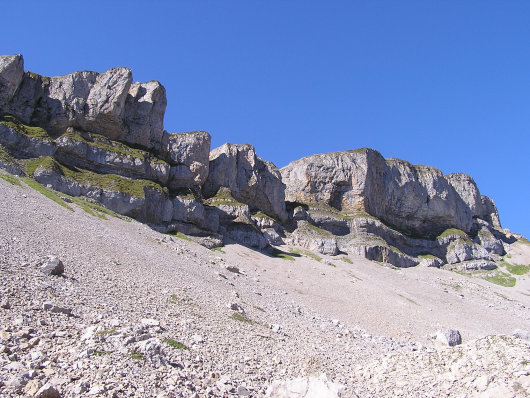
[
  {"xmin": 474, "ymin": 224, "xmax": 505, "ymax": 255},
  {"xmin": 222, "ymin": 218, "xmax": 268, "ymax": 250},
  {"xmin": 266, "ymin": 374, "xmax": 344, "ymax": 398},
  {"xmin": 287, "ymin": 221, "xmax": 339, "ymax": 256},
  {"xmin": 35, "ymin": 384, "xmax": 61, "ymax": 398},
  {"xmin": 449, "ymin": 260, "xmax": 497, "ymax": 271},
  {"xmin": 349, "ymin": 244, "xmax": 419, "ymax": 268},
  {"xmin": 434, "ymin": 329, "xmax": 462, "ymax": 347},
  {"xmin": 445, "ymin": 238, "xmax": 492, "ymax": 264},
  {"xmin": 418, "ymin": 255, "xmax": 444, "ymax": 268},
  {"xmin": 172, "ymin": 196, "xmax": 205, "ymax": 226},
  {"xmin": 38, "ymin": 255, "xmax": 64, "ymax": 276},
  {"xmin": 162, "ymin": 131, "xmax": 211, "ymax": 189},
  {"xmin": 203, "ymin": 143, "xmax": 288, "ymax": 223}
]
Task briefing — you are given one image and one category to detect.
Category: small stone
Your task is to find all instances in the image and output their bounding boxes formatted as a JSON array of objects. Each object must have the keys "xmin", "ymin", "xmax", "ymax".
[
  {"xmin": 513, "ymin": 329, "xmax": 530, "ymax": 341},
  {"xmin": 35, "ymin": 384, "xmax": 61, "ymax": 398},
  {"xmin": 434, "ymin": 329, "xmax": 462, "ymax": 347},
  {"xmin": 38, "ymin": 255, "xmax": 64, "ymax": 276},
  {"xmin": 23, "ymin": 379, "xmax": 41, "ymax": 395},
  {"xmin": 237, "ymin": 385, "xmax": 250, "ymax": 396},
  {"xmin": 5, "ymin": 371, "xmax": 29, "ymax": 391},
  {"xmin": 1, "ymin": 297, "xmax": 10, "ymax": 309},
  {"xmin": 42, "ymin": 303, "xmax": 72, "ymax": 315},
  {"xmin": 228, "ymin": 302, "xmax": 244, "ymax": 312},
  {"xmin": 225, "ymin": 265, "xmax": 240, "ymax": 274}
]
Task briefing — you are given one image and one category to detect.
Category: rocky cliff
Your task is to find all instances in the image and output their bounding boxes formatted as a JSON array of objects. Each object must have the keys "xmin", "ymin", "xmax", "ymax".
[{"xmin": 0, "ymin": 54, "xmax": 525, "ymax": 273}]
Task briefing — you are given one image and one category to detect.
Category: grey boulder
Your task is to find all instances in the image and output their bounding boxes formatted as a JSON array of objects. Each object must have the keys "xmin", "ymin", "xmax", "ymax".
[
  {"xmin": 434, "ymin": 329, "xmax": 462, "ymax": 347},
  {"xmin": 38, "ymin": 255, "xmax": 64, "ymax": 276}
]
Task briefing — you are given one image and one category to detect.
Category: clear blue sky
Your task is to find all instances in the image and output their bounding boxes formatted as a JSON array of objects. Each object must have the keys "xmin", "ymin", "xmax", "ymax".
[{"xmin": 1, "ymin": 1, "xmax": 529, "ymax": 237}]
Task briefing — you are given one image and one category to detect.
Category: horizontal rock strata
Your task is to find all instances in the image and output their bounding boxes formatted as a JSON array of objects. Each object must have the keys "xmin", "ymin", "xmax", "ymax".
[{"xmin": 0, "ymin": 53, "xmax": 524, "ymax": 270}]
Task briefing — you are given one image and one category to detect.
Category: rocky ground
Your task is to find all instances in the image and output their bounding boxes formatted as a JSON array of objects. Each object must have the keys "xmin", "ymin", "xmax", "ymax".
[{"xmin": 0, "ymin": 175, "xmax": 529, "ymax": 397}]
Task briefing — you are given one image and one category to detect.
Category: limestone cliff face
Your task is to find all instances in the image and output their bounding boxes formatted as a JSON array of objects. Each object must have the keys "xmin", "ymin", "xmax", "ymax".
[
  {"xmin": 281, "ymin": 149, "xmax": 498, "ymax": 238},
  {"xmin": 203, "ymin": 143, "xmax": 288, "ymax": 223},
  {"xmin": 0, "ymin": 53, "xmax": 520, "ymax": 267},
  {"xmin": 0, "ymin": 55, "xmax": 166, "ymax": 151}
]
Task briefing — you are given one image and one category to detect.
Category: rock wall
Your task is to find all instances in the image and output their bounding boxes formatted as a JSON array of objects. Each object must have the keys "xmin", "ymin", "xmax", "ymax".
[
  {"xmin": 0, "ymin": 53, "xmax": 518, "ymax": 267},
  {"xmin": 281, "ymin": 149, "xmax": 498, "ymax": 238},
  {"xmin": 203, "ymin": 143, "xmax": 288, "ymax": 223},
  {"xmin": 0, "ymin": 55, "xmax": 166, "ymax": 151}
]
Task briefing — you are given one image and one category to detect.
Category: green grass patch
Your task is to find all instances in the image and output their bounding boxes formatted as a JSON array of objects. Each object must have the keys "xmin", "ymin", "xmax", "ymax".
[
  {"xmin": 518, "ymin": 237, "xmax": 530, "ymax": 246},
  {"xmin": 0, "ymin": 145, "xmax": 18, "ymax": 164},
  {"xmin": 437, "ymin": 228, "xmax": 469, "ymax": 240},
  {"xmin": 230, "ymin": 312, "xmax": 254, "ymax": 324},
  {"xmin": 25, "ymin": 156, "xmax": 59, "ymax": 176},
  {"xmin": 60, "ymin": 130, "xmax": 168, "ymax": 165},
  {"xmin": 168, "ymin": 231, "xmax": 192, "ymax": 241},
  {"xmin": 163, "ymin": 338, "xmax": 189, "ymax": 350},
  {"xmin": 24, "ymin": 157, "xmax": 164, "ymax": 198},
  {"xmin": 205, "ymin": 187, "xmax": 246, "ymax": 207},
  {"xmin": 129, "ymin": 351, "xmax": 144, "ymax": 361},
  {"xmin": 22, "ymin": 177, "xmax": 74, "ymax": 211},
  {"xmin": 70, "ymin": 196, "xmax": 127, "ymax": 220},
  {"xmin": 305, "ymin": 222, "xmax": 333, "ymax": 236},
  {"xmin": 251, "ymin": 211, "xmax": 274, "ymax": 220},
  {"xmin": 341, "ymin": 257, "xmax": 353, "ymax": 264},
  {"xmin": 93, "ymin": 350, "xmax": 112, "ymax": 356},
  {"xmin": 0, "ymin": 173, "xmax": 22, "ymax": 186},
  {"xmin": 60, "ymin": 165, "xmax": 163, "ymax": 198},
  {"xmin": 503, "ymin": 262, "xmax": 530, "ymax": 276},
  {"xmin": 210, "ymin": 246, "xmax": 226, "ymax": 254},
  {"xmin": 419, "ymin": 254, "xmax": 436, "ymax": 260},
  {"xmin": 271, "ymin": 248, "xmax": 295, "ymax": 261},
  {"xmin": 485, "ymin": 272, "xmax": 516, "ymax": 288},
  {"xmin": 0, "ymin": 115, "xmax": 52, "ymax": 140},
  {"xmin": 289, "ymin": 248, "xmax": 322, "ymax": 262}
]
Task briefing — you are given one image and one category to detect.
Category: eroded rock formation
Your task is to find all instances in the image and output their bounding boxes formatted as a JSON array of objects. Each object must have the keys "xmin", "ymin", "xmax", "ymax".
[{"xmin": 0, "ymin": 54, "xmax": 524, "ymax": 268}]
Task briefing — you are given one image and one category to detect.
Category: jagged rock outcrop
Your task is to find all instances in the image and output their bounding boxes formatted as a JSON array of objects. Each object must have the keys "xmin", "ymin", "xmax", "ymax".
[
  {"xmin": 0, "ymin": 55, "xmax": 24, "ymax": 108},
  {"xmin": 0, "ymin": 55, "xmax": 166, "ymax": 151},
  {"xmin": 0, "ymin": 54, "xmax": 521, "ymax": 268},
  {"xmin": 0, "ymin": 116, "xmax": 56, "ymax": 158},
  {"xmin": 480, "ymin": 195, "xmax": 502, "ymax": 230},
  {"xmin": 162, "ymin": 131, "xmax": 211, "ymax": 190},
  {"xmin": 203, "ymin": 143, "xmax": 288, "ymax": 223},
  {"xmin": 54, "ymin": 128, "xmax": 170, "ymax": 185},
  {"xmin": 281, "ymin": 149, "xmax": 498, "ymax": 238}
]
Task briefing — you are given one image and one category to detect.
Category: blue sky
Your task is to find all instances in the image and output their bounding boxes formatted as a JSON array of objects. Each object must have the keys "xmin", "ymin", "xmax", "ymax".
[{"xmin": 1, "ymin": 1, "xmax": 529, "ymax": 237}]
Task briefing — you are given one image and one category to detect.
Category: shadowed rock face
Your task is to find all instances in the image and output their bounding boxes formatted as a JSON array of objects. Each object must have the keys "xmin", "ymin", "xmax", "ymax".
[
  {"xmin": 203, "ymin": 143, "xmax": 288, "ymax": 223},
  {"xmin": 0, "ymin": 55, "xmax": 166, "ymax": 152},
  {"xmin": 281, "ymin": 149, "xmax": 494, "ymax": 238}
]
